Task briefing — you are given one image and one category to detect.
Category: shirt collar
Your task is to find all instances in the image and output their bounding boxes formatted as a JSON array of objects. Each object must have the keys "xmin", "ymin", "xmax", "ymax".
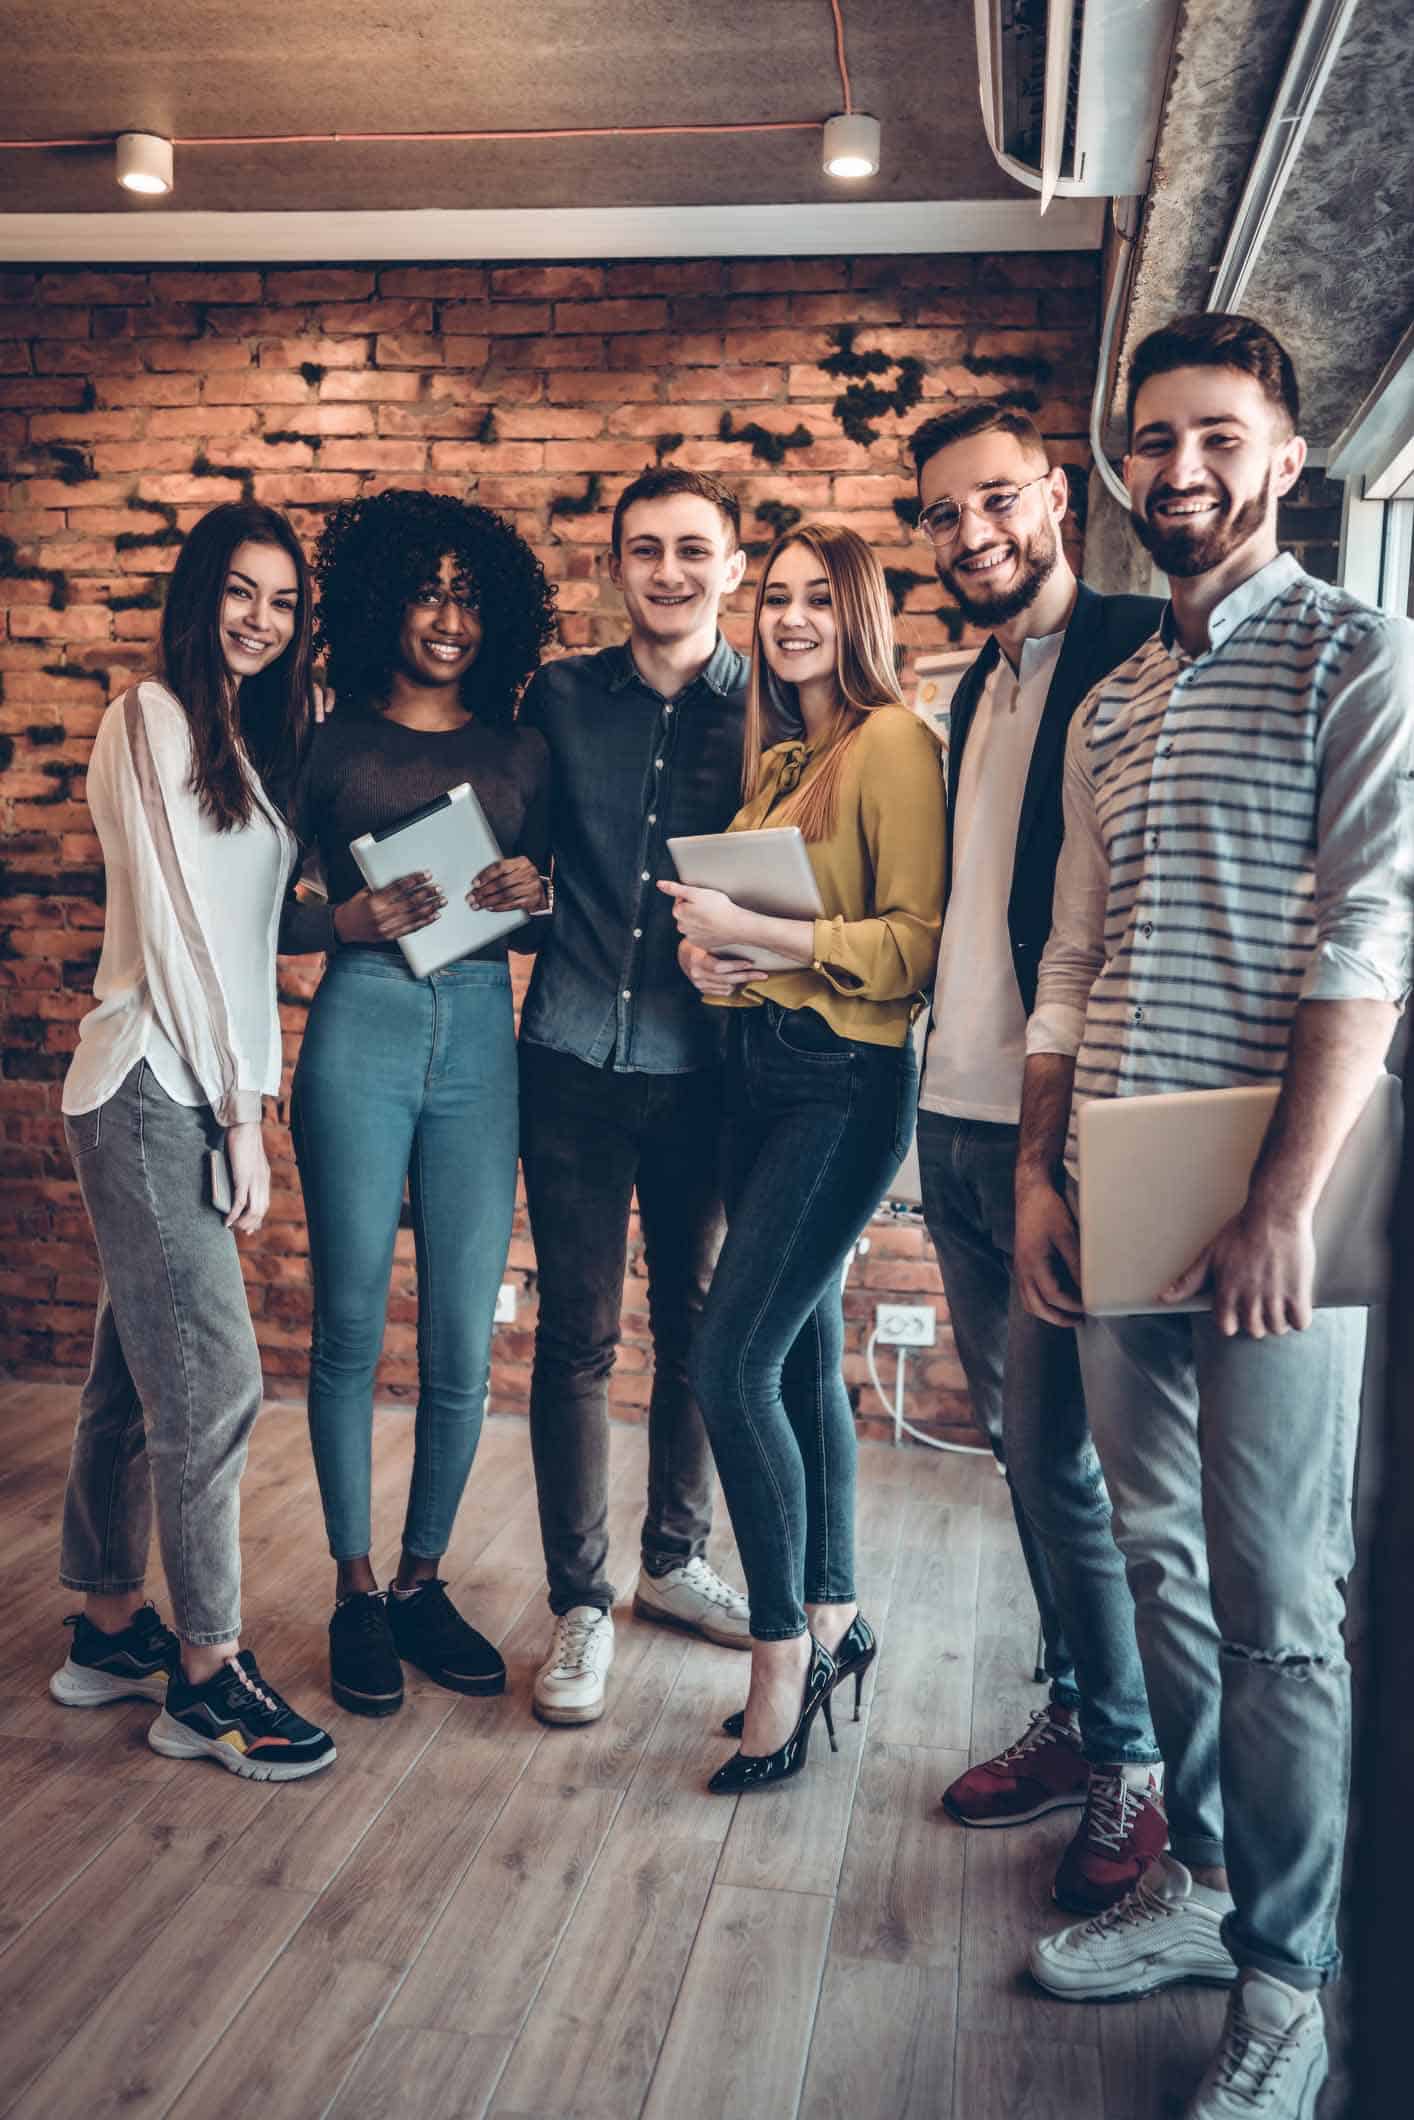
[
  {"xmin": 1159, "ymin": 551, "xmax": 1302, "ymax": 662},
  {"xmin": 606, "ymin": 632, "xmax": 745, "ymax": 699}
]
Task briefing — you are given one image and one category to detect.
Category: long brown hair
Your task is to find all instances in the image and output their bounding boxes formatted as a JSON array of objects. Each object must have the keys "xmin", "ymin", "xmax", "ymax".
[
  {"xmin": 742, "ymin": 522, "xmax": 905, "ymax": 841},
  {"xmin": 159, "ymin": 501, "xmax": 314, "ymax": 829}
]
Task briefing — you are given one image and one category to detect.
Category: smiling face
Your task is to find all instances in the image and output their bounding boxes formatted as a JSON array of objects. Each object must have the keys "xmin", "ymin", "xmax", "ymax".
[
  {"xmin": 219, "ymin": 539, "xmax": 300, "ymax": 685},
  {"xmin": 609, "ymin": 492, "xmax": 746, "ymax": 648},
  {"xmin": 918, "ymin": 430, "xmax": 1066, "ymax": 625},
  {"xmin": 397, "ymin": 551, "xmax": 484, "ymax": 690},
  {"xmin": 1125, "ymin": 366, "xmax": 1304, "ymax": 579},
  {"xmin": 758, "ymin": 539, "xmax": 839, "ymax": 699}
]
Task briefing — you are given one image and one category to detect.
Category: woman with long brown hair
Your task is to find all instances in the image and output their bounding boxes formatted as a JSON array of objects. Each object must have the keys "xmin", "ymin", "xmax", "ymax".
[
  {"xmin": 661, "ymin": 522, "xmax": 947, "ymax": 1791},
  {"xmin": 50, "ymin": 501, "xmax": 335, "ymax": 1782}
]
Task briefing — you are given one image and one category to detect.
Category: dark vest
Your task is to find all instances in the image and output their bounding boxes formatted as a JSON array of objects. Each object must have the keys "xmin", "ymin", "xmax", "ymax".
[{"xmin": 944, "ymin": 581, "xmax": 1164, "ymax": 1018}]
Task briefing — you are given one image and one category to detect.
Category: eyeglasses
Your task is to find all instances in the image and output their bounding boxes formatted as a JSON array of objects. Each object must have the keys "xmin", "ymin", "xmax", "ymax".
[{"xmin": 916, "ymin": 473, "xmax": 1051, "ymax": 545}]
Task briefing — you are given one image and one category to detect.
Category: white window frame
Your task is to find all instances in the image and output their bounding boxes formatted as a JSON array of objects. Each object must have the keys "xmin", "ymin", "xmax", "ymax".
[{"xmin": 1330, "ymin": 321, "xmax": 1414, "ymax": 616}]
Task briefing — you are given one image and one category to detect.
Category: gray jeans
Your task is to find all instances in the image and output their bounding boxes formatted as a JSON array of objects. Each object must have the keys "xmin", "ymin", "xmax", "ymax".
[
  {"xmin": 61, "ymin": 1061, "xmax": 264, "ymax": 1645},
  {"xmin": 917, "ymin": 1110, "xmax": 1157, "ymax": 1765},
  {"xmin": 1077, "ymin": 1306, "xmax": 1365, "ymax": 1988}
]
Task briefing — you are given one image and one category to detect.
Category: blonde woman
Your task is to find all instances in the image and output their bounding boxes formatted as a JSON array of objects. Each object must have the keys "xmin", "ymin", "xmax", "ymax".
[{"xmin": 661, "ymin": 524, "xmax": 946, "ymax": 1791}]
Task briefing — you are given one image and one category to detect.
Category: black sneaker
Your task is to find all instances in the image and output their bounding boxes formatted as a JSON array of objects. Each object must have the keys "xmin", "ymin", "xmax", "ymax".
[
  {"xmin": 329, "ymin": 1591, "xmax": 404, "ymax": 1717},
  {"xmin": 49, "ymin": 1602, "xmax": 179, "ymax": 1708},
  {"xmin": 387, "ymin": 1579, "xmax": 506, "ymax": 1696},
  {"xmin": 147, "ymin": 1650, "xmax": 337, "ymax": 1781}
]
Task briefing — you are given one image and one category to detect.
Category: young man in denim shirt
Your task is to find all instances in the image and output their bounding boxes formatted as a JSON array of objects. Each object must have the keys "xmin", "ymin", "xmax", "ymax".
[{"xmin": 519, "ymin": 467, "xmax": 752, "ymax": 1725}]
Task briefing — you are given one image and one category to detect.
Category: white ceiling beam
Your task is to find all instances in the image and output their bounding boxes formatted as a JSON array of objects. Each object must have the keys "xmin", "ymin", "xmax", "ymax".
[{"xmin": 0, "ymin": 197, "xmax": 1106, "ymax": 264}]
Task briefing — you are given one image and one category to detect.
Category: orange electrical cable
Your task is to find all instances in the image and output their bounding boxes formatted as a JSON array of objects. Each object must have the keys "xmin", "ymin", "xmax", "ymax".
[
  {"xmin": 0, "ymin": 5, "xmax": 860, "ymax": 154},
  {"xmin": 829, "ymin": 0, "xmax": 854, "ymax": 112}
]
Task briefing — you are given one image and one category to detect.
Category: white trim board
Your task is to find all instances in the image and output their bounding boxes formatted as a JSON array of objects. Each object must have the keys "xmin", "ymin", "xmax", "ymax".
[{"xmin": 0, "ymin": 197, "xmax": 1106, "ymax": 264}]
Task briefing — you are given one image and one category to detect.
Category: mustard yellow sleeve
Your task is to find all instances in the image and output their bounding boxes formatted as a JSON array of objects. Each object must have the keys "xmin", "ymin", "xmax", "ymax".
[{"xmin": 811, "ymin": 710, "xmax": 947, "ymax": 1002}]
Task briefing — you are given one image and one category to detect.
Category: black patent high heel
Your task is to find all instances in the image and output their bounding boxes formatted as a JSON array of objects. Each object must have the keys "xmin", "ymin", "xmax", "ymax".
[
  {"xmin": 707, "ymin": 1637, "xmax": 836, "ymax": 1794},
  {"xmin": 721, "ymin": 1613, "xmax": 876, "ymax": 1738}
]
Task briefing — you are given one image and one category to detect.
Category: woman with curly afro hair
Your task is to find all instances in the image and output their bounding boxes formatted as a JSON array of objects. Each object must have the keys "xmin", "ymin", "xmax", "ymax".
[{"xmin": 280, "ymin": 487, "xmax": 557, "ymax": 1720}]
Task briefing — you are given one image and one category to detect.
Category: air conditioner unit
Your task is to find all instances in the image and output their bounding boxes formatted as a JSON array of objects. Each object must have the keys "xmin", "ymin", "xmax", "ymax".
[{"xmin": 975, "ymin": 0, "xmax": 1180, "ymax": 210}]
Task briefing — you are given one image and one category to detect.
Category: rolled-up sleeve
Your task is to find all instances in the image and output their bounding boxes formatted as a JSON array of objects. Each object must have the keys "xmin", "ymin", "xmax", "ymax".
[
  {"xmin": 1301, "ymin": 615, "xmax": 1414, "ymax": 1006},
  {"xmin": 1027, "ymin": 706, "xmax": 1108, "ymax": 1057},
  {"xmin": 811, "ymin": 713, "xmax": 946, "ymax": 1002}
]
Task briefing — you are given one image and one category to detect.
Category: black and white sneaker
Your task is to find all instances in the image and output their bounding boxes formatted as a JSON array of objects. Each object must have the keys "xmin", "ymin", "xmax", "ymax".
[
  {"xmin": 49, "ymin": 1602, "xmax": 179, "ymax": 1708},
  {"xmin": 329, "ymin": 1591, "xmax": 404, "ymax": 1717},
  {"xmin": 148, "ymin": 1650, "xmax": 337, "ymax": 1781},
  {"xmin": 387, "ymin": 1579, "xmax": 505, "ymax": 1696}
]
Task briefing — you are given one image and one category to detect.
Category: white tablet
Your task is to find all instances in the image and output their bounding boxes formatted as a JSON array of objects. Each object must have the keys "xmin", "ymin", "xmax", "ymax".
[
  {"xmin": 667, "ymin": 826, "xmax": 826, "ymax": 972},
  {"xmin": 1078, "ymin": 1074, "xmax": 1402, "ymax": 1315},
  {"xmin": 350, "ymin": 782, "xmax": 528, "ymax": 978}
]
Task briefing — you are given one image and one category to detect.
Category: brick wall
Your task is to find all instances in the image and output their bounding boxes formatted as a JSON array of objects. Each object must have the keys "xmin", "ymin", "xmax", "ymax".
[{"xmin": 0, "ymin": 252, "xmax": 1102, "ymax": 1447}]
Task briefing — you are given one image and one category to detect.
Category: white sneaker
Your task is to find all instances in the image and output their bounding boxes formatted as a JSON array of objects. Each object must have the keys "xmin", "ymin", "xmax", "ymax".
[
  {"xmin": 632, "ymin": 1556, "xmax": 751, "ymax": 1648},
  {"xmin": 1184, "ymin": 1971, "xmax": 1328, "ymax": 2117},
  {"xmin": 532, "ymin": 1606, "xmax": 615, "ymax": 1726},
  {"xmin": 1029, "ymin": 1853, "xmax": 1238, "ymax": 2001}
]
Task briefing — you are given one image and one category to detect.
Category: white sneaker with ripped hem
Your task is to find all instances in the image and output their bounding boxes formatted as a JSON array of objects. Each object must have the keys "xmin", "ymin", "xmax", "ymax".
[
  {"xmin": 1029, "ymin": 1852, "xmax": 1238, "ymax": 2000},
  {"xmin": 533, "ymin": 1606, "xmax": 615, "ymax": 1726},
  {"xmin": 632, "ymin": 1556, "xmax": 751, "ymax": 1648},
  {"xmin": 1184, "ymin": 1970, "xmax": 1328, "ymax": 2117}
]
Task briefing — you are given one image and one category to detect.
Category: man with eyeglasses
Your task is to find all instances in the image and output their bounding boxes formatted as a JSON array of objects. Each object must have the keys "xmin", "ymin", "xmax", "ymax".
[{"xmin": 909, "ymin": 401, "xmax": 1164, "ymax": 1912}]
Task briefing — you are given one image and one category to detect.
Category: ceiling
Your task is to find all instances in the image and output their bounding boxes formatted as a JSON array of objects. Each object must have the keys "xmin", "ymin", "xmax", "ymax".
[
  {"xmin": 1114, "ymin": 0, "xmax": 1414, "ymax": 447},
  {"xmin": 0, "ymin": 0, "xmax": 1025, "ymax": 217}
]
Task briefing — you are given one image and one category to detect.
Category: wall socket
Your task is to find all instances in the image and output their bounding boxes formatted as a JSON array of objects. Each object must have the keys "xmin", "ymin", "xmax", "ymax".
[
  {"xmin": 874, "ymin": 1303, "xmax": 935, "ymax": 1348},
  {"xmin": 494, "ymin": 1281, "xmax": 517, "ymax": 1325}
]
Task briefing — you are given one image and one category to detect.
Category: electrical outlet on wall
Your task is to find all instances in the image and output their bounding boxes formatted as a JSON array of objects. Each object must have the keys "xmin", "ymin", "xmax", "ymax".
[
  {"xmin": 875, "ymin": 1303, "xmax": 935, "ymax": 1348},
  {"xmin": 494, "ymin": 1282, "xmax": 517, "ymax": 1325}
]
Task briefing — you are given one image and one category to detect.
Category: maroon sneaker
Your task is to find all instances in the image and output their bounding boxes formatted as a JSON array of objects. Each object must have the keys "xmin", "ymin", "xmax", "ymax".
[
  {"xmin": 941, "ymin": 1704, "xmax": 1090, "ymax": 1827},
  {"xmin": 1052, "ymin": 1766, "xmax": 1169, "ymax": 1913}
]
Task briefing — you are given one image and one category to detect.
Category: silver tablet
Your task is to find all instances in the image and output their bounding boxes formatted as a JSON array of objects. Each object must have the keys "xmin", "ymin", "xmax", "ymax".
[
  {"xmin": 350, "ymin": 782, "xmax": 528, "ymax": 978},
  {"xmin": 667, "ymin": 826, "xmax": 825, "ymax": 972}
]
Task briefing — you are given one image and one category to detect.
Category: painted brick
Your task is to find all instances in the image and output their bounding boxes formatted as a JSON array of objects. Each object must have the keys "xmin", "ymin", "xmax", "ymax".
[
  {"xmin": 438, "ymin": 302, "xmax": 551, "ymax": 335},
  {"xmin": 728, "ymin": 259, "xmax": 850, "ymax": 293},
  {"xmin": 428, "ymin": 440, "xmax": 544, "ymax": 472},
  {"xmin": 315, "ymin": 301, "xmax": 436, "ymax": 333},
  {"xmin": 148, "ymin": 270, "xmax": 264, "ymax": 304},
  {"xmin": 37, "ymin": 271, "xmax": 150, "ymax": 305},
  {"xmin": 260, "ymin": 336, "xmax": 371, "ymax": 370},
  {"xmin": 379, "ymin": 267, "xmax": 489, "ymax": 299},
  {"xmin": 318, "ymin": 369, "xmax": 422, "ymax": 401},
  {"xmin": 606, "ymin": 261, "xmax": 723, "ymax": 296},
  {"xmin": 205, "ymin": 371, "xmax": 313, "ymax": 404},
  {"xmin": 554, "ymin": 299, "xmax": 669, "ymax": 334},
  {"xmin": 141, "ymin": 339, "xmax": 254, "ymax": 371}
]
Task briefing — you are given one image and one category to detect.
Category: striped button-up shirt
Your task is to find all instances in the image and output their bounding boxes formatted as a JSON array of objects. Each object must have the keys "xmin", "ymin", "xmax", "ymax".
[{"xmin": 1028, "ymin": 552, "xmax": 1414, "ymax": 1176}]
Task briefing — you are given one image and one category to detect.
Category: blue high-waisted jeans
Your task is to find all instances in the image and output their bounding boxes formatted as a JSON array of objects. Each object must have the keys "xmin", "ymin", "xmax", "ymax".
[
  {"xmin": 291, "ymin": 948, "xmax": 519, "ymax": 1561},
  {"xmin": 691, "ymin": 1002, "xmax": 916, "ymax": 1641}
]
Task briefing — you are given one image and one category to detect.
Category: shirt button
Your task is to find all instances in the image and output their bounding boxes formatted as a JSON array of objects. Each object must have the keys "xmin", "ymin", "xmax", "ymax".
[
  {"xmin": 641, "ymin": 870, "xmax": 651, "ymax": 881},
  {"xmin": 663, "ymin": 705, "xmax": 674, "ymax": 715},
  {"xmin": 655, "ymin": 757, "xmax": 664, "ymax": 769},
  {"xmin": 648, "ymin": 812, "xmax": 657, "ymax": 824},
  {"xmin": 1142, "ymin": 922, "xmax": 1154, "ymax": 938},
  {"xmin": 632, "ymin": 927, "xmax": 642, "ymax": 939},
  {"xmin": 1133, "ymin": 1007, "xmax": 1144, "ymax": 1023},
  {"xmin": 1149, "ymin": 831, "xmax": 1159, "ymax": 849},
  {"xmin": 622, "ymin": 989, "xmax": 632, "ymax": 1001}
]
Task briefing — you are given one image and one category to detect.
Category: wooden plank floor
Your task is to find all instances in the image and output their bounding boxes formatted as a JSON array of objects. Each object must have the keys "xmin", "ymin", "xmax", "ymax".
[{"xmin": 0, "ymin": 1378, "xmax": 1352, "ymax": 2118}]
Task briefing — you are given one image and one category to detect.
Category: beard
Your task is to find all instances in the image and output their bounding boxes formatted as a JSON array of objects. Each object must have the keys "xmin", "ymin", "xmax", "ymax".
[
  {"xmin": 1131, "ymin": 472, "xmax": 1270, "ymax": 578},
  {"xmin": 938, "ymin": 516, "xmax": 1060, "ymax": 626}
]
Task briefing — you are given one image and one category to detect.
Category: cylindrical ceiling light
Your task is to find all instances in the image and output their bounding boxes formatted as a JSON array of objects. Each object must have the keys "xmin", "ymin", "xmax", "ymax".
[
  {"xmin": 822, "ymin": 111, "xmax": 880, "ymax": 179},
  {"xmin": 115, "ymin": 132, "xmax": 174, "ymax": 196}
]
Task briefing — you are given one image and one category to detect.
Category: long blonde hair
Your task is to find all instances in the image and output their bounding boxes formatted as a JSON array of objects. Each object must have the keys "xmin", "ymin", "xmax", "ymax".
[{"xmin": 742, "ymin": 522, "xmax": 905, "ymax": 841}]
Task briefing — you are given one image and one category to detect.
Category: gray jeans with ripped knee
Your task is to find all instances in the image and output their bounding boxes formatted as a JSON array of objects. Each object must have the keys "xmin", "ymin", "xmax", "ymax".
[
  {"xmin": 1076, "ymin": 1304, "xmax": 1365, "ymax": 1989},
  {"xmin": 61, "ymin": 1060, "xmax": 264, "ymax": 1645}
]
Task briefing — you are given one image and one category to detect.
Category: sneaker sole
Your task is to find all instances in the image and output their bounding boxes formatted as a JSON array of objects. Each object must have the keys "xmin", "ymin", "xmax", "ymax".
[
  {"xmin": 941, "ymin": 1788, "xmax": 1088, "ymax": 1828},
  {"xmin": 532, "ymin": 1693, "xmax": 606, "ymax": 1726},
  {"xmin": 330, "ymin": 1677, "xmax": 404, "ymax": 1718},
  {"xmin": 632, "ymin": 1595, "xmax": 752, "ymax": 1651},
  {"xmin": 1028, "ymin": 1950, "xmax": 1238, "ymax": 2003},
  {"xmin": 147, "ymin": 1710, "xmax": 336, "ymax": 1781},
  {"xmin": 49, "ymin": 1659, "xmax": 168, "ymax": 1709}
]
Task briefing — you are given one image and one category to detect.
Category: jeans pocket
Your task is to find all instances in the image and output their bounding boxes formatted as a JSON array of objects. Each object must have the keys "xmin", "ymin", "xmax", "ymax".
[
  {"xmin": 771, "ymin": 1003, "xmax": 850, "ymax": 1063},
  {"xmin": 64, "ymin": 1106, "xmax": 103, "ymax": 1158}
]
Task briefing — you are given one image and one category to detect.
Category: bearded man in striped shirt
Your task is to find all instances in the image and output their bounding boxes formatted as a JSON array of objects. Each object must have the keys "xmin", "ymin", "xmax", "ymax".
[{"xmin": 1013, "ymin": 312, "xmax": 1412, "ymax": 2119}]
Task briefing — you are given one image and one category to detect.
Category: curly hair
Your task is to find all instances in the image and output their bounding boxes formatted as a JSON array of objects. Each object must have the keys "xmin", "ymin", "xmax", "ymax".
[{"xmin": 314, "ymin": 488, "xmax": 558, "ymax": 726}]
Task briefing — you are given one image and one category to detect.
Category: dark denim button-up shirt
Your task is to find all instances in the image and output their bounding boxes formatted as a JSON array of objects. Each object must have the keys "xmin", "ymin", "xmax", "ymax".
[{"xmin": 519, "ymin": 634, "xmax": 749, "ymax": 1073}]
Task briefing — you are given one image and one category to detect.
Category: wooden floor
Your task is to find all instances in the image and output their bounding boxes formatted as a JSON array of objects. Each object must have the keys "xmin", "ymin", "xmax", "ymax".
[{"xmin": 0, "ymin": 1378, "xmax": 1352, "ymax": 2120}]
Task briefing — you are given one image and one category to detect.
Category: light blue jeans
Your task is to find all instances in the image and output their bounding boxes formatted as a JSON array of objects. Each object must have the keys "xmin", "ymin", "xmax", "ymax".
[
  {"xmin": 1077, "ymin": 1306, "xmax": 1365, "ymax": 1988},
  {"xmin": 292, "ymin": 949, "xmax": 519, "ymax": 1562}
]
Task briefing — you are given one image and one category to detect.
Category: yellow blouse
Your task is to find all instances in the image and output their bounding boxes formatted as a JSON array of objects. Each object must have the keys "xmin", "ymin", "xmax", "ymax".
[{"xmin": 709, "ymin": 704, "xmax": 947, "ymax": 1048}]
